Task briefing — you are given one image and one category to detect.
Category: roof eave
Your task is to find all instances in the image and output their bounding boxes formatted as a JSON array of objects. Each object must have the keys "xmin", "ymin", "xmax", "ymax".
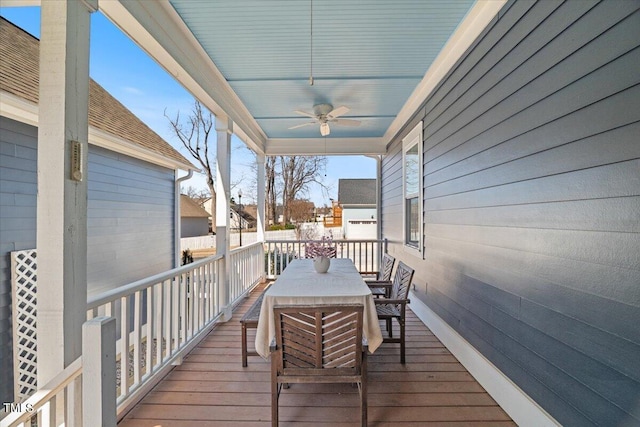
[{"xmin": 1, "ymin": 91, "xmax": 197, "ymax": 171}]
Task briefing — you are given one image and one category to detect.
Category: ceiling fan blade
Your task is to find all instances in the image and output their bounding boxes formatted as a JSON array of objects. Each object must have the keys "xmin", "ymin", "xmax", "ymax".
[
  {"xmin": 326, "ymin": 105, "xmax": 349, "ymax": 119},
  {"xmin": 294, "ymin": 110, "xmax": 317, "ymax": 118},
  {"xmin": 331, "ymin": 118, "xmax": 361, "ymax": 127},
  {"xmin": 288, "ymin": 121, "xmax": 316, "ymax": 130}
]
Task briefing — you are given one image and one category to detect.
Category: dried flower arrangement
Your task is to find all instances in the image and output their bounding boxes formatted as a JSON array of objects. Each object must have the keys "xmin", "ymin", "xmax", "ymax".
[{"xmin": 305, "ymin": 234, "xmax": 336, "ymax": 258}]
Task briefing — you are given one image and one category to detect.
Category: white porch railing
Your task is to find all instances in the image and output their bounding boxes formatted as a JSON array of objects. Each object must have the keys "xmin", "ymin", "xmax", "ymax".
[
  {"xmin": 0, "ymin": 357, "xmax": 83, "ymax": 427},
  {"xmin": 86, "ymin": 254, "xmax": 223, "ymax": 413},
  {"xmin": 3, "ymin": 244, "xmax": 266, "ymax": 426},
  {"xmin": 264, "ymin": 239, "xmax": 387, "ymax": 277},
  {"xmin": 228, "ymin": 242, "xmax": 265, "ymax": 303},
  {"xmin": 5, "ymin": 239, "xmax": 389, "ymax": 426}
]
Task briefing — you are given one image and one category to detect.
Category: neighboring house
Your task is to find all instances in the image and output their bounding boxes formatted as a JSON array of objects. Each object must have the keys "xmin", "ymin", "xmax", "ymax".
[
  {"xmin": 322, "ymin": 199, "xmax": 342, "ymax": 228},
  {"xmin": 338, "ymin": 179, "xmax": 377, "ymax": 239},
  {"xmin": 241, "ymin": 203, "xmax": 258, "ymax": 226},
  {"xmin": 180, "ymin": 195, "xmax": 210, "ymax": 237},
  {"xmin": 266, "ymin": 205, "xmax": 285, "ymax": 226},
  {"xmin": 230, "ymin": 203, "xmax": 254, "ymax": 230},
  {"xmin": 189, "ymin": 196, "xmax": 255, "ymax": 234},
  {"xmin": 195, "ymin": 195, "xmax": 213, "ymax": 231},
  {"xmin": 0, "ymin": 18, "xmax": 194, "ymax": 404}
]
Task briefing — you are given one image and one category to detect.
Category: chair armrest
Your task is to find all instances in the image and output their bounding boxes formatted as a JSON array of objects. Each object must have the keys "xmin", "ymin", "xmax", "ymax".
[
  {"xmin": 360, "ymin": 271, "xmax": 379, "ymax": 277},
  {"xmin": 366, "ymin": 280, "xmax": 392, "ymax": 287},
  {"xmin": 374, "ymin": 298, "xmax": 410, "ymax": 305}
]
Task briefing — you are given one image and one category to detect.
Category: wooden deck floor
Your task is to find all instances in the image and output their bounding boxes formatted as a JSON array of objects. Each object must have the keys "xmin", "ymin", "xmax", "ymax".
[{"xmin": 119, "ymin": 283, "xmax": 515, "ymax": 426}]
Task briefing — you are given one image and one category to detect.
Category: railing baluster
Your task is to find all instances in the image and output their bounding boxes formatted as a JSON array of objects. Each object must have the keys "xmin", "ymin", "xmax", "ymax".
[
  {"xmin": 204, "ymin": 262, "xmax": 209, "ymax": 322},
  {"xmin": 157, "ymin": 281, "xmax": 164, "ymax": 364},
  {"xmin": 40, "ymin": 393, "xmax": 54, "ymax": 427},
  {"xmin": 197, "ymin": 266, "xmax": 202, "ymax": 330},
  {"xmin": 180, "ymin": 273, "xmax": 187, "ymax": 346},
  {"xmin": 187, "ymin": 271, "xmax": 193, "ymax": 339},
  {"xmin": 195, "ymin": 267, "xmax": 201, "ymax": 331},
  {"xmin": 133, "ymin": 290, "xmax": 142, "ymax": 386},
  {"xmin": 146, "ymin": 285, "xmax": 154, "ymax": 378},
  {"xmin": 165, "ymin": 279, "xmax": 172, "ymax": 360},
  {"xmin": 209, "ymin": 262, "xmax": 215, "ymax": 320},
  {"xmin": 172, "ymin": 277, "xmax": 179, "ymax": 352},
  {"xmin": 120, "ymin": 295, "xmax": 130, "ymax": 397}
]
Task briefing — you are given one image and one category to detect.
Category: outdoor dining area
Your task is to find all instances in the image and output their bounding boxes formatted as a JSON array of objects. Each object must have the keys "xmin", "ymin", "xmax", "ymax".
[{"xmin": 117, "ymin": 255, "xmax": 514, "ymax": 426}]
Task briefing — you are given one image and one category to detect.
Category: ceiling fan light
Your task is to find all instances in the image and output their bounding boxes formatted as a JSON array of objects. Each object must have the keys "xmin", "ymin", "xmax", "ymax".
[{"xmin": 320, "ymin": 122, "xmax": 330, "ymax": 136}]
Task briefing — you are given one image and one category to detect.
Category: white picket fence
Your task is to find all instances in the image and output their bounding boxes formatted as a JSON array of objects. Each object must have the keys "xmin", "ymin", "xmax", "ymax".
[{"xmin": 180, "ymin": 223, "xmax": 337, "ymax": 251}]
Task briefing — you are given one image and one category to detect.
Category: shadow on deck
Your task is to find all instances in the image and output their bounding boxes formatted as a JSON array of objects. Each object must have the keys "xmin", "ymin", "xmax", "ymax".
[{"xmin": 118, "ymin": 283, "xmax": 515, "ymax": 426}]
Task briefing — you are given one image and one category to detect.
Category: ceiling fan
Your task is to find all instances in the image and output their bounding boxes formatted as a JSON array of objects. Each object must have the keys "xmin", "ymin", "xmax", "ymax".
[{"xmin": 288, "ymin": 104, "xmax": 361, "ymax": 136}]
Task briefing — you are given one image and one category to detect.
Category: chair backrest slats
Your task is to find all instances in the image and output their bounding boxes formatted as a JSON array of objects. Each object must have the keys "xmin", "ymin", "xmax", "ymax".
[
  {"xmin": 274, "ymin": 304, "xmax": 364, "ymax": 374},
  {"xmin": 379, "ymin": 253, "xmax": 396, "ymax": 281},
  {"xmin": 390, "ymin": 261, "xmax": 415, "ymax": 303}
]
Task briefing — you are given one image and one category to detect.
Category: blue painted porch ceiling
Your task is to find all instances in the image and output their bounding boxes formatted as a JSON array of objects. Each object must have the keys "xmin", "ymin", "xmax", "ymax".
[{"xmin": 169, "ymin": 0, "xmax": 476, "ymax": 139}]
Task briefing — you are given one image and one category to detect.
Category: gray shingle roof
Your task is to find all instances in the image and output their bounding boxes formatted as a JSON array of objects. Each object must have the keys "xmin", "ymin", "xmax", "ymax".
[
  {"xmin": 180, "ymin": 195, "xmax": 210, "ymax": 218},
  {"xmin": 0, "ymin": 18, "xmax": 193, "ymax": 168},
  {"xmin": 338, "ymin": 179, "xmax": 376, "ymax": 206}
]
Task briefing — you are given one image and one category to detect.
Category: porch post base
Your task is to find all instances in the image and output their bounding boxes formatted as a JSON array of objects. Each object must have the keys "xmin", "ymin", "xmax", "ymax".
[{"xmin": 221, "ymin": 305, "xmax": 233, "ymax": 322}]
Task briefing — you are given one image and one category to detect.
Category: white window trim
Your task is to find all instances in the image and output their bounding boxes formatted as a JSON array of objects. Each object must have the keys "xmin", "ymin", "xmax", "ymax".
[{"xmin": 402, "ymin": 121, "xmax": 423, "ymax": 256}]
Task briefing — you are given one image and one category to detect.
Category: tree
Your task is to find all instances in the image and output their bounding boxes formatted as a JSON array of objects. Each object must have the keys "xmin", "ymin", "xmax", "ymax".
[
  {"xmin": 288, "ymin": 199, "xmax": 315, "ymax": 239},
  {"xmin": 166, "ymin": 101, "xmax": 217, "ymax": 231},
  {"xmin": 265, "ymin": 156, "xmax": 278, "ymax": 226},
  {"xmin": 280, "ymin": 156, "xmax": 326, "ymax": 224},
  {"xmin": 182, "ymin": 185, "xmax": 210, "ymax": 200}
]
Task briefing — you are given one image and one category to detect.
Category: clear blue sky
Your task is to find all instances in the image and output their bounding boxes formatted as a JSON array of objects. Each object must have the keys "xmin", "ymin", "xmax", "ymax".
[{"xmin": 0, "ymin": 6, "xmax": 376, "ymax": 207}]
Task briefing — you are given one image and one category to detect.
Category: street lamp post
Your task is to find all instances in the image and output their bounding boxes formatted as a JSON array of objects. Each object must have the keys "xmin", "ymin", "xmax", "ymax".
[{"xmin": 238, "ymin": 189, "xmax": 242, "ymax": 247}]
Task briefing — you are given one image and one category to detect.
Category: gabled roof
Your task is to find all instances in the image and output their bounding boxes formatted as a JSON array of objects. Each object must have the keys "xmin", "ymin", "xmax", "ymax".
[
  {"xmin": 338, "ymin": 179, "xmax": 376, "ymax": 206},
  {"xmin": 0, "ymin": 17, "xmax": 193, "ymax": 169},
  {"xmin": 180, "ymin": 195, "xmax": 210, "ymax": 218}
]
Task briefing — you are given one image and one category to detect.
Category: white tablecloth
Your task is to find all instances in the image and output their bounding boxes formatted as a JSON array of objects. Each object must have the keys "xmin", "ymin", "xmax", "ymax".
[{"xmin": 255, "ymin": 258, "xmax": 383, "ymax": 358}]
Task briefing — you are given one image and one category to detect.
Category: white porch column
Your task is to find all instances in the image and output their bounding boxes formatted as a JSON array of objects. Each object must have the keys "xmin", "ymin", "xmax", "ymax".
[
  {"xmin": 256, "ymin": 153, "xmax": 266, "ymax": 281},
  {"xmin": 256, "ymin": 154, "xmax": 266, "ymax": 243},
  {"xmin": 36, "ymin": 0, "xmax": 96, "ymax": 387},
  {"xmin": 82, "ymin": 317, "xmax": 116, "ymax": 427},
  {"xmin": 215, "ymin": 116, "xmax": 232, "ymax": 320},
  {"xmin": 376, "ymin": 155, "xmax": 382, "ymax": 241}
]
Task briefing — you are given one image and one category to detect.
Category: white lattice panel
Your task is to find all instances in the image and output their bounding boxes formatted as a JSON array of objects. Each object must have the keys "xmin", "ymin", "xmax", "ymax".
[{"xmin": 10, "ymin": 249, "xmax": 37, "ymax": 402}]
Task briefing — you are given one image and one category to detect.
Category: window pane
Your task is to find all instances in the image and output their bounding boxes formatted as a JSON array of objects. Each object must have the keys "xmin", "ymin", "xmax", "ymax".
[
  {"xmin": 405, "ymin": 197, "xmax": 419, "ymax": 246},
  {"xmin": 404, "ymin": 143, "xmax": 419, "ymax": 196}
]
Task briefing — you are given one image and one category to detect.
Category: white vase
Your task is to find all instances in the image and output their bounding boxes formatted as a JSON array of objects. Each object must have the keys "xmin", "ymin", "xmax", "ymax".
[{"xmin": 313, "ymin": 256, "xmax": 330, "ymax": 273}]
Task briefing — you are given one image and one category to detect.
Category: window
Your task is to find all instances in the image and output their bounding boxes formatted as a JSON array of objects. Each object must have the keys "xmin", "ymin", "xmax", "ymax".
[{"xmin": 403, "ymin": 122, "xmax": 422, "ymax": 252}]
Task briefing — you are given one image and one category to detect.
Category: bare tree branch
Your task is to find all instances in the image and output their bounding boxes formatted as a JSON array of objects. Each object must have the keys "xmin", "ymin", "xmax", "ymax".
[
  {"xmin": 279, "ymin": 156, "xmax": 327, "ymax": 224},
  {"xmin": 166, "ymin": 101, "xmax": 218, "ymax": 231}
]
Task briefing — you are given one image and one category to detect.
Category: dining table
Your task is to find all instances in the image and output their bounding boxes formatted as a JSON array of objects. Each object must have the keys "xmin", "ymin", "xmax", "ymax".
[{"xmin": 254, "ymin": 258, "xmax": 384, "ymax": 359}]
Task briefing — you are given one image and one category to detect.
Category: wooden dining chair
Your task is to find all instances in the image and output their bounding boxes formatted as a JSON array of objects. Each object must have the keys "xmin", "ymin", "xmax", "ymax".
[
  {"xmin": 270, "ymin": 304, "xmax": 367, "ymax": 427},
  {"xmin": 365, "ymin": 253, "xmax": 395, "ymax": 297},
  {"xmin": 374, "ymin": 261, "xmax": 414, "ymax": 364}
]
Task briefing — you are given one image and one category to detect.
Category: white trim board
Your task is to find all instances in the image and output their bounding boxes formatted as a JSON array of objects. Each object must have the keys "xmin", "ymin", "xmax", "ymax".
[{"xmin": 408, "ymin": 291, "xmax": 560, "ymax": 427}]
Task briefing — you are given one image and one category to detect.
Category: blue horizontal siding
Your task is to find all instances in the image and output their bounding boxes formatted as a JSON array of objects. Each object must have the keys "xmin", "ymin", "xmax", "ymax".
[
  {"xmin": 0, "ymin": 117, "xmax": 38, "ymax": 405},
  {"xmin": 382, "ymin": 1, "xmax": 640, "ymax": 425},
  {"xmin": 0, "ymin": 116, "xmax": 177, "ymax": 404}
]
